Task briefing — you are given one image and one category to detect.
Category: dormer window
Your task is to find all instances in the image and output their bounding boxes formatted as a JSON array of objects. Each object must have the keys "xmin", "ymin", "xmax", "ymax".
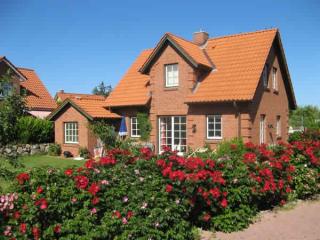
[{"xmin": 165, "ymin": 64, "xmax": 179, "ymax": 87}]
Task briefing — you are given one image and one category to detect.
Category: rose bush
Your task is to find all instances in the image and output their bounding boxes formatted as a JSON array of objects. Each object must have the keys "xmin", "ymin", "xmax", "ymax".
[{"xmin": 1, "ymin": 138, "xmax": 319, "ymax": 238}]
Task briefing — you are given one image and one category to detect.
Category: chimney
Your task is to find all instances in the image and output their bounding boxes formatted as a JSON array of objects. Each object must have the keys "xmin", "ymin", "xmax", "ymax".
[
  {"xmin": 59, "ymin": 89, "xmax": 64, "ymax": 93},
  {"xmin": 193, "ymin": 30, "xmax": 209, "ymax": 46}
]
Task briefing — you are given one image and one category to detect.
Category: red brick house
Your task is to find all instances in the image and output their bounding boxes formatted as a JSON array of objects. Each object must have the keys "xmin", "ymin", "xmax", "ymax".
[
  {"xmin": 49, "ymin": 28, "xmax": 296, "ymax": 156},
  {"xmin": 106, "ymin": 28, "xmax": 296, "ymax": 153},
  {"xmin": 0, "ymin": 56, "xmax": 57, "ymax": 118},
  {"xmin": 48, "ymin": 93, "xmax": 120, "ymax": 156}
]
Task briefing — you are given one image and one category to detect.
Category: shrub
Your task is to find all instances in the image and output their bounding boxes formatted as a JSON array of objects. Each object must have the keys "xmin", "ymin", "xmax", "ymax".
[
  {"xmin": 79, "ymin": 147, "xmax": 90, "ymax": 159},
  {"xmin": 1, "ymin": 156, "xmax": 194, "ymax": 239},
  {"xmin": 90, "ymin": 121, "xmax": 117, "ymax": 148},
  {"xmin": 17, "ymin": 116, "xmax": 54, "ymax": 144},
  {"xmin": 48, "ymin": 144, "xmax": 61, "ymax": 156},
  {"xmin": 137, "ymin": 112, "xmax": 152, "ymax": 141}
]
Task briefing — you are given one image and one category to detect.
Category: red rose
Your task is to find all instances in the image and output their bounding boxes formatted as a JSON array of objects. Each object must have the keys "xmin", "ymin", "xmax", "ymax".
[
  {"xmin": 221, "ymin": 198, "xmax": 228, "ymax": 208},
  {"xmin": 12, "ymin": 211, "xmax": 20, "ymax": 220},
  {"xmin": 99, "ymin": 156, "xmax": 116, "ymax": 165},
  {"xmin": 19, "ymin": 223, "xmax": 27, "ymax": 234},
  {"xmin": 36, "ymin": 186, "xmax": 43, "ymax": 194},
  {"xmin": 35, "ymin": 198, "xmax": 48, "ymax": 210},
  {"xmin": 113, "ymin": 210, "xmax": 121, "ymax": 219},
  {"xmin": 32, "ymin": 227, "xmax": 40, "ymax": 240},
  {"xmin": 64, "ymin": 169, "xmax": 73, "ymax": 176},
  {"xmin": 165, "ymin": 184, "xmax": 173, "ymax": 193},
  {"xmin": 91, "ymin": 196, "xmax": 100, "ymax": 205},
  {"xmin": 16, "ymin": 173, "xmax": 30, "ymax": 185},
  {"xmin": 74, "ymin": 175, "xmax": 89, "ymax": 189},
  {"xmin": 85, "ymin": 159, "xmax": 95, "ymax": 169},
  {"xmin": 202, "ymin": 213, "xmax": 211, "ymax": 222},
  {"xmin": 88, "ymin": 182, "xmax": 100, "ymax": 195},
  {"xmin": 127, "ymin": 211, "xmax": 133, "ymax": 219},
  {"xmin": 54, "ymin": 224, "xmax": 61, "ymax": 234}
]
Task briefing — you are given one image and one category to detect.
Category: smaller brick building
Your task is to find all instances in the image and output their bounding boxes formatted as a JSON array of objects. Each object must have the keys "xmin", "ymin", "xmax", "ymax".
[{"xmin": 48, "ymin": 94, "xmax": 120, "ymax": 156}]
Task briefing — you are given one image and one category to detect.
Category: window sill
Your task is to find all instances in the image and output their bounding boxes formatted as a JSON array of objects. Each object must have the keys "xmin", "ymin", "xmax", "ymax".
[
  {"xmin": 164, "ymin": 87, "xmax": 178, "ymax": 91},
  {"xmin": 205, "ymin": 138, "xmax": 223, "ymax": 143},
  {"xmin": 63, "ymin": 143, "xmax": 79, "ymax": 147},
  {"xmin": 131, "ymin": 136, "xmax": 141, "ymax": 138}
]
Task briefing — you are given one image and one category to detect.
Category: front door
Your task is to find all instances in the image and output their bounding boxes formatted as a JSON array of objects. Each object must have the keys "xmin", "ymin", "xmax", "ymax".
[{"xmin": 159, "ymin": 116, "xmax": 187, "ymax": 153}]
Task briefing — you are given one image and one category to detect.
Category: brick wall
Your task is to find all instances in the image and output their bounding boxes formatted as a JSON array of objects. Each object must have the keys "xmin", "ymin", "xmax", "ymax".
[
  {"xmin": 250, "ymin": 43, "xmax": 290, "ymax": 144},
  {"xmin": 54, "ymin": 105, "xmax": 97, "ymax": 157}
]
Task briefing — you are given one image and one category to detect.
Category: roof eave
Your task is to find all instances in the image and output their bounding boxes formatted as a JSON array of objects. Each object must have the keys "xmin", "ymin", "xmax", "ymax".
[
  {"xmin": 0, "ymin": 57, "xmax": 27, "ymax": 81},
  {"xmin": 139, "ymin": 34, "xmax": 201, "ymax": 74},
  {"xmin": 275, "ymin": 31, "xmax": 297, "ymax": 110},
  {"xmin": 47, "ymin": 99, "xmax": 94, "ymax": 121}
]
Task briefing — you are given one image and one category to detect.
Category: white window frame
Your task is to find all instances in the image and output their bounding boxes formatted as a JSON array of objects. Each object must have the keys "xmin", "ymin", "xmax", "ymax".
[
  {"xmin": 130, "ymin": 117, "xmax": 140, "ymax": 137},
  {"xmin": 64, "ymin": 122, "xmax": 79, "ymax": 144},
  {"xmin": 276, "ymin": 115, "xmax": 281, "ymax": 137},
  {"xmin": 272, "ymin": 67, "xmax": 278, "ymax": 91},
  {"xmin": 165, "ymin": 64, "xmax": 179, "ymax": 87},
  {"xmin": 262, "ymin": 64, "xmax": 268, "ymax": 88},
  {"xmin": 207, "ymin": 115, "xmax": 223, "ymax": 140},
  {"xmin": 0, "ymin": 82, "xmax": 13, "ymax": 98},
  {"xmin": 260, "ymin": 115, "xmax": 266, "ymax": 144},
  {"xmin": 158, "ymin": 116, "xmax": 187, "ymax": 154}
]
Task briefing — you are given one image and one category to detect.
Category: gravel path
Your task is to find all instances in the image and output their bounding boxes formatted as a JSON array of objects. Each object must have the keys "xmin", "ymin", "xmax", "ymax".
[{"xmin": 213, "ymin": 200, "xmax": 320, "ymax": 240}]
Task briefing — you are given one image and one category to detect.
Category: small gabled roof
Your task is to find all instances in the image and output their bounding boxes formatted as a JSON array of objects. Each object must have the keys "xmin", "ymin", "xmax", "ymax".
[
  {"xmin": 55, "ymin": 91, "xmax": 106, "ymax": 102},
  {"xmin": 18, "ymin": 68, "xmax": 57, "ymax": 111},
  {"xmin": 48, "ymin": 97, "xmax": 121, "ymax": 121},
  {"xmin": 140, "ymin": 33, "xmax": 212, "ymax": 74}
]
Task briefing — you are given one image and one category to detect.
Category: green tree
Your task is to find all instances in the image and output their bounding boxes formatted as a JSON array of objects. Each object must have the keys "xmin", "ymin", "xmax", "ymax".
[
  {"xmin": 0, "ymin": 71, "xmax": 27, "ymax": 145},
  {"xmin": 290, "ymin": 105, "xmax": 320, "ymax": 130},
  {"xmin": 92, "ymin": 81, "xmax": 112, "ymax": 97}
]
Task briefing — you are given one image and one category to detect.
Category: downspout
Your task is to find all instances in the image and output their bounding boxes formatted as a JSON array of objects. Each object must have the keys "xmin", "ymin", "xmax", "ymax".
[{"xmin": 233, "ymin": 101, "xmax": 241, "ymax": 138}]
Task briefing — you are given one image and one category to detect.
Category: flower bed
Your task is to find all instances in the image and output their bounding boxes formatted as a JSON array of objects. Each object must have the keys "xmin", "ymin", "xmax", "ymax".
[{"xmin": 0, "ymin": 140, "xmax": 319, "ymax": 239}]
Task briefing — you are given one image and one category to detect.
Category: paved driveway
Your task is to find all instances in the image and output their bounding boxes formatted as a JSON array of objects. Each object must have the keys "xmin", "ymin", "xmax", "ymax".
[{"xmin": 215, "ymin": 199, "xmax": 320, "ymax": 240}]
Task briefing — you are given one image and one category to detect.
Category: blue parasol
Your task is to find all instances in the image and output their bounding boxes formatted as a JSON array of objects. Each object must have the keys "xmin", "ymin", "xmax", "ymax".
[{"xmin": 119, "ymin": 116, "xmax": 128, "ymax": 136}]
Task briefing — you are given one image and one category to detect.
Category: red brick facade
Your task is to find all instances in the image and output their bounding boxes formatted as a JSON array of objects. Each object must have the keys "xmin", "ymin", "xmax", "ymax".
[
  {"xmin": 114, "ymin": 41, "xmax": 292, "ymax": 152},
  {"xmin": 54, "ymin": 106, "xmax": 97, "ymax": 157}
]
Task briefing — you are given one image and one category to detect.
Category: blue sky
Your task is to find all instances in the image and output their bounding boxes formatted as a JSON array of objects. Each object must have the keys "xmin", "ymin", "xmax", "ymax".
[{"xmin": 0, "ymin": 0, "xmax": 319, "ymax": 106}]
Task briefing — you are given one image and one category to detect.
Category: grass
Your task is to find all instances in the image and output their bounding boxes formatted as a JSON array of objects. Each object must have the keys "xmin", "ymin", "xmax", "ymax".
[{"xmin": 0, "ymin": 154, "xmax": 85, "ymax": 193}]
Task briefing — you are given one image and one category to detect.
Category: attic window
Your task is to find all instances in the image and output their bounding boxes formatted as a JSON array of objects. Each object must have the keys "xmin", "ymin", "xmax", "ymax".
[
  {"xmin": 165, "ymin": 64, "xmax": 179, "ymax": 87},
  {"xmin": 262, "ymin": 64, "xmax": 268, "ymax": 88}
]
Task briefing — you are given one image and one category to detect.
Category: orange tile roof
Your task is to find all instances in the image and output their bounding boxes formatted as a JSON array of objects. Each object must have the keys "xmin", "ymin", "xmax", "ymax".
[
  {"xmin": 48, "ymin": 98, "xmax": 120, "ymax": 120},
  {"xmin": 71, "ymin": 98, "xmax": 120, "ymax": 118},
  {"xmin": 55, "ymin": 91, "xmax": 105, "ymax": 102},
  {"xmin": 187, "ymin": 29, "xmax": 277, "ymax": 102},
  {"xmin": 167, "ymin": 33, "xmax": 212, "ymax": 68},
  {"xmin": 18, "ymin": 68, "xmax": 57, "ymax": 110},
  {"xmin": 106, "ymin": 28, "xmax": 294, "ymax": 107},
  {"xmin": 105, "ymin": 49, "xmax": 153, "ymax": 107}
]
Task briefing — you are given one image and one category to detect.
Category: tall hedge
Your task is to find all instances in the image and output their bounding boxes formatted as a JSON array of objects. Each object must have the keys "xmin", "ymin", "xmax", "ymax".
[{"xmin": 17, "ymin": 116, "xmax": 54, "ymax": 144}]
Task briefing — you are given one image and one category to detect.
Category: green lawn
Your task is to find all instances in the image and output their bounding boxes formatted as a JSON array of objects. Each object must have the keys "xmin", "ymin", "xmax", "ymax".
[
  {"xmin": 19, "ymin": 155, "xmax": 85, "ymax": 169},
  {"xmin": 0, "ymin": 155, "xmax": 85, "ymax": 193}
]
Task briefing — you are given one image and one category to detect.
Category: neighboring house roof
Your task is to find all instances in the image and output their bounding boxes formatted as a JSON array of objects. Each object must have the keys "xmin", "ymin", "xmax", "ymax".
[
  {"xmin": 18, "ymin": 68, "xmax": 57, "ymax": 111},
  {"xmin": 0, "ymin": 56, "xmax": 27, "ymax": 81},
  {"xmin": 55, "ymin": 91, "xmax": 106, "ymax": 102},
  {"xmin": 48, "ymin": 97, "xmax": 121, "ymax": 121},
  {"xmin": 105, "ymin": 49, "xmax": 153, "ymax": 107},
  {"xmin": 106, "ymin": 28, "xmax": 296, "ymax": 109}
]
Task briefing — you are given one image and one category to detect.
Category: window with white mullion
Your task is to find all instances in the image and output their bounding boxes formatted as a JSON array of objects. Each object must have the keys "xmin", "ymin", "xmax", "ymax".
[
  {"xmin": 131, "ymin": 117, "xmax": 140, "ymax": 137},
  {"xmin": 165, "ymin": 64, "xmax": 179, "ymax": 87},
  {"xmin": 64, "ymin": 122, "xmax": 79, "ymax": 144},
  {"xmin": 207, "ymin": 115, "xmax": 222, "ymax": 139}
]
